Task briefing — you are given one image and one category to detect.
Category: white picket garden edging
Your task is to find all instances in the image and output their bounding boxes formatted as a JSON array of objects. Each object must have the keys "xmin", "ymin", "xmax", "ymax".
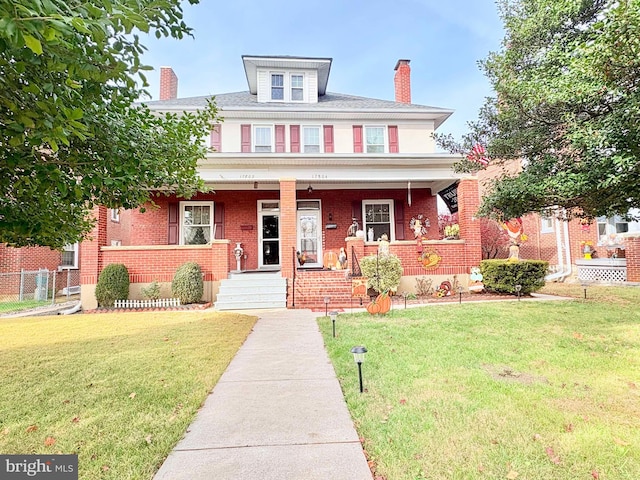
[{"xmin": 114, "ymin": 298, "xmax": 181, "ymax": 309}]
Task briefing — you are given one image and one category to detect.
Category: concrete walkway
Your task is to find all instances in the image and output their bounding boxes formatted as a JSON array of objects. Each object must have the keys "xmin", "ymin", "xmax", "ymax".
[{"xmin": 154, "ymin": 308, "xmax": 372, "ymax": 480}]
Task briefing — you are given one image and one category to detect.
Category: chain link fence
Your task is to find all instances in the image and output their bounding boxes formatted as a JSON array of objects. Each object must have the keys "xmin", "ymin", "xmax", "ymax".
[{"xmin": 0, "ymin": 269, "xmax": 80, "ymax": 315}]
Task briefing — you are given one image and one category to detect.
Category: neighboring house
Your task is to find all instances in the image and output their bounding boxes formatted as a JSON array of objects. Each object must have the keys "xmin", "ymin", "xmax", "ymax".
[
  {"xmin": 80, "ymin": 55, "xmax": 484, "ymax": 310},
  {"xmin": 477, "ymin": 163, "xmax": 640, "ymax": 283},
  {"xmin": 0, "ymin": 243, "xmax": 80, "ymax": 296}
]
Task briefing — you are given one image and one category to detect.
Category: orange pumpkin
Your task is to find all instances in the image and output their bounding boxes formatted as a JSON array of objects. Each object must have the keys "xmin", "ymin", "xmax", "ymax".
[
  {"xmin": 366, "ymin": 300, "xmax": 381, "ymax": 315},
  {"xmin": 376, "ymin": 293, "xmax": 391, "ymax": 314}
]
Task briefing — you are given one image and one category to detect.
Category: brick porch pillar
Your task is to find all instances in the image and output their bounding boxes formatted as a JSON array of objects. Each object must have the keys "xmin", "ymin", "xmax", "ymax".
[
  {"xmin": 624, "ymin": 235, "xmax": 640, "ymax": 282},
  {"xmin": 457, "ymin": 177, "xmax": 482, "ymax": 268},
  {"xmin": 80, "ymin": 205, "xmax": 108, "ymax": 310},
  {"xmin": 280, "ymin": 179, "xmax": 297, "ymax": 306}
]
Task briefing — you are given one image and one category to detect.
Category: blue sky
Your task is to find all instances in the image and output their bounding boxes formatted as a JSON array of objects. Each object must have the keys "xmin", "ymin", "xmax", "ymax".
[{"xmin": 140, "ymin": 0, "xmax": 504, "ymax": 141}]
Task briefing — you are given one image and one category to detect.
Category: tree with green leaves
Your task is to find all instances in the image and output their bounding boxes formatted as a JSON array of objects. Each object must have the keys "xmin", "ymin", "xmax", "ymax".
[
  {"xmin": 437, "ymin": 0, "xmax": 640, "ymax": 222},
  {"xmin": 0, "ymin": 0, "xmax": 219, "ymax": 249}
]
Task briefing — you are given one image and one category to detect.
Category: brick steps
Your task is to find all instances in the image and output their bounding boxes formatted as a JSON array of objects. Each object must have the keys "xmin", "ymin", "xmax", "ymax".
[{"xmin": 291, "ymin": 269, "xmax": 362, "ymax": 309}]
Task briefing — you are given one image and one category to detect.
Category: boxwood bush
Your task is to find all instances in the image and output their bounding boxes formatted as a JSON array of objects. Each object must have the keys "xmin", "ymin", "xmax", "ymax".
[
  {"xmin": 171, "ymin": 262, "xmax": 203, "ymax": 304},
  {"xmin": 95, "ymin": 263, "xmax": 130, "ymax": 307},
  {"xmin": 360, "ymin": 254, "xmax": 403, "ymax": 294},
  {"xmin": 480, "ymin": 259, "xmax": 548, "ymax": 295}
]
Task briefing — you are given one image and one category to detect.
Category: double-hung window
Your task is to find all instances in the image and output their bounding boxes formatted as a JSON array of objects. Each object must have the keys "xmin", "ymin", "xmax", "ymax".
[
  {"xmin": 61, "ymin": 243, "xmax": 79, "ymax": 269},
  {"xmin": 302, "ymin": 126, "xmax": 321, "ymax": 153},
  {"xmin": 365, "ymin": 126, "xmax": 386, "ymax": 153},
  {"xmin": 271, "ymin": 74, "xmax": 284, "ymax": 100},
  {"xmin": 540, "ymin": 216, "xmax": 554, "ymax": 233},
  {"xmin": 110, "ymin": 208, "xmax": 120, "ymax": 222},
  {"xmin": 254, "ymin": 126, "xmax": 273, "ymax": 152},
  {"xmin": 363, "ymin": 200, "xmax": 394, "ymax": 241},
  {"xmin": 291, "ymin": 74, "xmax": 304, "ymax": 101},
  {"xmin": 181, "ymin": 202, "xmax": 214, "ymax": 245}
]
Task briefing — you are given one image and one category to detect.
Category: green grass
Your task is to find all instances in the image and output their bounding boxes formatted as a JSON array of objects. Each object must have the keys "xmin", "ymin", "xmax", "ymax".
[
  {"xmin": 0, "ymin": 311, "xmax": 256, "ymax": 480},
  {"xmin": 0, "ymin": 299, "xmax": 49, "ymax": 313},
  {"xmin": 320, "ymin": 286, "xmax": 640, "ymax": 479}
]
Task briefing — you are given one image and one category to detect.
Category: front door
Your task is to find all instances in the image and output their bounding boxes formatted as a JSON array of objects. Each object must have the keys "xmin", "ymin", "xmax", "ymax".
[
  {"xmin": 258, "ymin": 201, "xmax": 280, "ymax": 268},
  {"xmin": 297, "ymin": 201, "xmax": 322, "ymax": 268}
]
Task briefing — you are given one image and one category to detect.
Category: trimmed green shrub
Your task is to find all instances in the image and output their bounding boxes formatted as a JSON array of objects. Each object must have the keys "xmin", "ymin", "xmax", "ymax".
[
  {"xmin": 95, "ymin": 263, "xmax": 130, "ymax": 307},
  {"xmin": 480, "ymin": 259, "xmax": 548, "ymax": 295},
  {"xmin": 360, "ymin": 254, "xmax": 403, "ymax": 294},
  {"xmin": 141, "ymin": 280, "xmax": 161, "ymax": 301},
  {"xmin": 171, "ymin": 262, "xmax": 203, "ymax": 304}
]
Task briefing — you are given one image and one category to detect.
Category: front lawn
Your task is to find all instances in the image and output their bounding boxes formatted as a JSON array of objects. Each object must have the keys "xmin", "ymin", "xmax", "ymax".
[
  {"xmin": 320, "ymin": 286, "xmax": 640, "ymax": 479},
  {"xmin": 0, "ymin": 311, "xmax": 256, "ymax": 480}
]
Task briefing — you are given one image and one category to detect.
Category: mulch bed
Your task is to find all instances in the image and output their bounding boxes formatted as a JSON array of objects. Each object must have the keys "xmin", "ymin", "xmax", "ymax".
[{"xmin": 85, "ymin": 302, "xmax": 212, "ymax": 314}]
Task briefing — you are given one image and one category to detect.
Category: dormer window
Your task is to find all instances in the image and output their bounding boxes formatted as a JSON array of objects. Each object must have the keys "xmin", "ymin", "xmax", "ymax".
[
  {"xmin": 271, "ymin": 74, "xmax": 284, "ymax": 100},
  {"xmin": 291, "ymin": 74, "xmax": 304, "ymax": 101}
]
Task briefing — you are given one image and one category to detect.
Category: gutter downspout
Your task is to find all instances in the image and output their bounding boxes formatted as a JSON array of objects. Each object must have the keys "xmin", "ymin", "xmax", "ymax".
[{"xmin": 58, "ymin": 301, "xmax": 82, "ymax": 315}]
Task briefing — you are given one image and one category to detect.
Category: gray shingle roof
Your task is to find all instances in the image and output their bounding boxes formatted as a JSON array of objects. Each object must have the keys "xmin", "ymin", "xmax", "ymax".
[{"xmin": 142, "ymin": 91, "xmax": 452, "ymax": 114}]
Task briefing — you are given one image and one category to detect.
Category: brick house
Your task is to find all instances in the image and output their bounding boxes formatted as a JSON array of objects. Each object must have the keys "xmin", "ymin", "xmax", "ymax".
[
  {"xmin": 477, "ymin": 163, "xmax": 640, "ymax": 283},
  {"xmin": 79, "ymin": 55, "xmax": 485, "ymax": 310}
]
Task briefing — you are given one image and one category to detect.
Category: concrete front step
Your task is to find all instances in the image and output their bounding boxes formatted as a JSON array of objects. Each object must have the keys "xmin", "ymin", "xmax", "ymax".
[{"xmin": 215, "ymin": 271, "xmax": 287, "ymax": 311}]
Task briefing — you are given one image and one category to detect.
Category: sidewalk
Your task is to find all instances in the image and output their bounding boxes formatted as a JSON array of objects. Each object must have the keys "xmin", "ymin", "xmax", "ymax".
[{"xmin": 154, "ymin": 308, "xmax": 373, "ymax": 480}]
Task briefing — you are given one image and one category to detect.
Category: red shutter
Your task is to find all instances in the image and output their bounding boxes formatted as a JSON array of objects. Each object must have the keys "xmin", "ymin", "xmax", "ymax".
[
  {"xmin": 210, "ymin": 124, "xmax": 221, "ymax": 151},
  {"xmin": 241, "ymin": 124, "xmax": 251, "ymax": 152},
  {"xmin": 168, "ymin": 202, "xmax": 179, "ymax": 245},
  {"xmin": 394, "ymin": 201, "xmax": 405, "ymax": 240},
  {"xmin": 388, "ymin": 125, "xmax": 399, "ymax": 153},
  {"xmin": 290, "ymin": 125, "xmax": 300, "ymax": 153},
  {"xmin": 323, "ymin": 125, "xmax": 334, "ymax": 153},
  {"xmin": 353, "ymin": 125, "xmax": 363, "ymax": 153},
  {"xmin": 275, "ymin": 124, "xmax": 285, "ymax": 153},
  {"xmin": 214, "ymin": 203, "xmax": 224, "ymax": 239}
]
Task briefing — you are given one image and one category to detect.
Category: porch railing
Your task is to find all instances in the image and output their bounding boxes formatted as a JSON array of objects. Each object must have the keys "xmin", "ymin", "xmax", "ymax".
[{"xmin": 350, "ymin": 245, "xmax": 362, "ymax": 277}]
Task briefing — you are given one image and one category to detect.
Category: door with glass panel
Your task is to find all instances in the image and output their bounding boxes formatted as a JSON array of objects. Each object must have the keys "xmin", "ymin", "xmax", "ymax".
[
  {"xmin": 258, "ymin": 201, "xmax": 280, "ymax": 268},
  {"xmin": 297, "ymin": 201, "xmax": 322, "ymax": 268}
]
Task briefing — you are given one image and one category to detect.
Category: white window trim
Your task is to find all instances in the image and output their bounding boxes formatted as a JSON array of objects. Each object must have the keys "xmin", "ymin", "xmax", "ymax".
[
  {"xmin": 302, "ymin": 125, "xmax": 323, "ymax": 153},
  {"xmin": 290, "ymin": 73, "xmax": 305, "ymax": 103},
  {"xmin": 253, "ymin": 125, "xmax": 274, "ymax": 153},
  {"xmin": 268, "ymin": 71, "xmax": 306, "ymax": 103},
  {"xmin": 60, "ymin": 243, "xmax": 79, "ymax": 269},
  {"xmin": 540, "ymin": 216, "xmax": 554, "ymax": 233},
  {"xmin": 362, "ymin": 199, "xmax": 395, "ymax": 242},
  {"xmin": 179, "ymin": 201, "xmax": 215, "ymax": 245},
  {"xmin": 364, "ymin": 125, "xmax": 388, "ymax": 154},
  {"xmin": 270, "ymin": 73, "xmax": 284, "ymax": 102},
  {"xmin": 110, "ymin": 208, "xmax": 120, "ymax": 222}
]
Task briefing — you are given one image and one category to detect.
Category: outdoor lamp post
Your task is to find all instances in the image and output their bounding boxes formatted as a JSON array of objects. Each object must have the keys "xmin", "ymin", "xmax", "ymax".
[
  {"xmin": 581, "ymin": 281, "xmax": 588, "ymax": 299},
  {"xmin": 329, "ymin": 311, "xmax": 338, "ymax": 338},
  {"xmin": 515, "ymin": 284, "xmax": 522, "ymax": 301},
  {"xmin": 402, "ymin": 291, "xmax": 408, "ymax": 309},
  {"xmin": 350, "ymin": 346, "xmax": 368, "ymax": 393},
  {"xmin": 324, "ymin": 296, "xmax": 330, "ymax": 317}
]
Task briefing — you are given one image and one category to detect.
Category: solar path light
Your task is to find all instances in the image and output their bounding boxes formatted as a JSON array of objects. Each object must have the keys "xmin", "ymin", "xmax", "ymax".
[
  {"xmin": 350, "ymin": 346, "xmax": 368, "ymax": 393},
  {"xmin": 329, "ymin": 311, "xmax": 338, "ymax": 338},
  {"xmin": 515, "ymin": 284, "xmax": 522, "ymax": 301}
]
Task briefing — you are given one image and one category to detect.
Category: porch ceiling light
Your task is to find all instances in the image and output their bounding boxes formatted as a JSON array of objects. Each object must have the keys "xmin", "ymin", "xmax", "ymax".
[{"xmin": 307, "ymin": 184, "xmax": 313, "ymax": 193}]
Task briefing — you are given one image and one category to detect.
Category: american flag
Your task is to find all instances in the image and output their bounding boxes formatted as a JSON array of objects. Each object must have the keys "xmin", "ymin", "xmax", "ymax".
[{"xmin": 466, "ymin": 143, "xmax": 489, "ymax": 166}]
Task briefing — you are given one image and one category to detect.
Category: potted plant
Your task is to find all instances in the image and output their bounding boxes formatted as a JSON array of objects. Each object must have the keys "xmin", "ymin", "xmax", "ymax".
[{"xmin": 444, "ymin": 223, "xmax": 460, "ymax": 239}]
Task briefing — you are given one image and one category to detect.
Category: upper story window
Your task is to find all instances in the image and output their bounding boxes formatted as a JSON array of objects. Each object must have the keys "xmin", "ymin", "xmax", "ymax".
[
  {"xmin": 110, "ymin": 208, "xmax": 120, "ymax": 222},
  {"xmin": 363, "ymin": 200, "xmax": 395, "ymax": 241},
  {"xmin": 365, "ymin": 126, "xmax": 386, "ymax": 153},
  {"xmin": 303, "ymin": 126, "xmax": 322, "ymax": 153},
  {"xmin": 291, "ymin": 74, "xmax": 304, "ymax": 101},
  {"xmin": 254, "ymin": 126, "xmax": 273, "ymax": 152},
  {"xmin": 271, "ymin": 74, "xmax": 284, "ymax": 100},
  {"xmin": 541, "ymin": 216, "xmax": 553, "ymax": 233},
  {"xmin": 269, "ymin": 72, "xmax": 305, "ymax": 102}
]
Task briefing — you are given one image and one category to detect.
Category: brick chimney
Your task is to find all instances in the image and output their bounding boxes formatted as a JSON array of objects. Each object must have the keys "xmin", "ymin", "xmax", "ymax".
[
  {"xmin": 394, "ymin": 59, "xmax": 411, "ymax": 104},
  {"xmin": 159, "ymin": 66, "xmax": 178, "ymax": 100}
]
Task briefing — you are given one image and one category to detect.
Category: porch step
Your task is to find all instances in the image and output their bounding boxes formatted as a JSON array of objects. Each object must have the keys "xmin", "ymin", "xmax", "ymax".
[
  {"xmin": 292, "ymin": 269, "xmax": 357, "ymax": 309},
  {"xmin": 214, "ymin": 271, "xmax": 287, "ymax": 310}
]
